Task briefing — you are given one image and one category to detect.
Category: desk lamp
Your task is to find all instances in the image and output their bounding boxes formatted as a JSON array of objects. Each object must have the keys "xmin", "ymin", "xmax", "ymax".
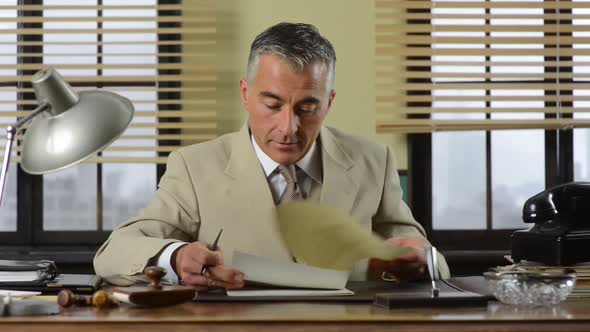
[{"xmin": 0, "ymin": 68, "xmax": 134, "ymax": 206}]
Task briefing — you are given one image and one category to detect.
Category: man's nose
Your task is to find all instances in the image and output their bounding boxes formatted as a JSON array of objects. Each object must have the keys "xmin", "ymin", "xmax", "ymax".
[{"xmin": 277, "ymin": 108, "xmax": 299, "ymax": 135}]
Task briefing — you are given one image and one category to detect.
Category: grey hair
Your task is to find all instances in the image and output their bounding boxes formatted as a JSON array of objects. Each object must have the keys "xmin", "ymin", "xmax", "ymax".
[{"xmin": 246, "ymin": 22, "xmax": 336, "ymax": 88}]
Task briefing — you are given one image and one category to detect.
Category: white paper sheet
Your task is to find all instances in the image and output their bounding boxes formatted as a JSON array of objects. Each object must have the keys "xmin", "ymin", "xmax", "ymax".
[
  {"xmin": 0, "ymin": 290, "xmax": 41, "ymax": 297},
  {"xmin": 231, "ymin": 251, "xmax": 350, "ymax": 290},
  {"xmin": 0, "ymin": 271, "xmax": 39, "ymax": 282},
  {"xmin": 227, "ymin": 288, "xmax": 353, "ymax": 297}
]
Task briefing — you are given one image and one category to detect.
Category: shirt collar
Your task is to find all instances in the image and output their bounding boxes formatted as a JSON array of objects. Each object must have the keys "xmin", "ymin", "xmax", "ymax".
[{"xmin": 250, "ymin": 135, "xmax": 323, "ymax": 184}]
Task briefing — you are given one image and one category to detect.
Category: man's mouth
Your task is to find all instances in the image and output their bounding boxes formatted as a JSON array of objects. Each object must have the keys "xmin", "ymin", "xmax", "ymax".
[{"xmin": 273, "ymin": 141, "xmax": 299, "ymax": 148}]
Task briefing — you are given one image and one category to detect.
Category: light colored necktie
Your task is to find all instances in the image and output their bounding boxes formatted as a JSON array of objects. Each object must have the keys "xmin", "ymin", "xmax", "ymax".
[{"xmin": 278, "ymin": 164, "xmax": 304, "ymax": 204}]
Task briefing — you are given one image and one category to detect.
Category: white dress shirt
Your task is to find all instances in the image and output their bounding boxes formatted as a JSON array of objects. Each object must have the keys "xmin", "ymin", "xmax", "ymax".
[
  {"xmin": 250, "ymin": 135, "xmax": 323, "ymax": 203},
  {"xmin": 157, "ymin": 135, "xmax": 323, "ymax": 284}
]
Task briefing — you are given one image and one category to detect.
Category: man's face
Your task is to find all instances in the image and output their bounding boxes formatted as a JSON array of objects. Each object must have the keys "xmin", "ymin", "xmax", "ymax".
[{"xmin": 240, "ymin": 54, "xmax": 336, "ymax": 165}]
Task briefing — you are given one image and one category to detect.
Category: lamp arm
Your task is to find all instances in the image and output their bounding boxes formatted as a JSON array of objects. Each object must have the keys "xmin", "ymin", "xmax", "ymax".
[{"xmin": 0, "ymin": 103, "xmax": 50, "ymax": 206}]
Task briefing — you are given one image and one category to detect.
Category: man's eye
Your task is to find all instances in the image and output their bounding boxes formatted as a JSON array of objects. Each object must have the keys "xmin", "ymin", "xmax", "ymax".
[
  {"xmin": 265, "ymin": 104, "xmax": 281, "ymax": 110},
  {"xmin": 298, "ymin": 107, "xmax": 317, "ymax": 116}
]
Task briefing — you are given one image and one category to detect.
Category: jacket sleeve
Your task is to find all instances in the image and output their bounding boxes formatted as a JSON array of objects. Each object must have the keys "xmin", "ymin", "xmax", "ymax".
[
  {"xmin": 372, "ymin": 145, "xmax": 451, "ymax": 279},
  {"xmin": 93, "ymin": 151, "xmax": 201, "ymax": 285}
]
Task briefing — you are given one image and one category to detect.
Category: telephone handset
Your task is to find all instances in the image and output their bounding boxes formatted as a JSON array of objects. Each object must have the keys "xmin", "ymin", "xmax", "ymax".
[
  {"xmin": 522, "ymin": 182, "xmax": 590, "ymax": 234},
  {"xmin": 512, "ymin": 182, "xmax": 590, "ymax": 265}
]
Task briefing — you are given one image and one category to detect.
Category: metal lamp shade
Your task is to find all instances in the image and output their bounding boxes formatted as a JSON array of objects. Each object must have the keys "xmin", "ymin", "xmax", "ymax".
[{"xmin": 20, "ymin": 77, "xmax": 134, "ymax": 174}]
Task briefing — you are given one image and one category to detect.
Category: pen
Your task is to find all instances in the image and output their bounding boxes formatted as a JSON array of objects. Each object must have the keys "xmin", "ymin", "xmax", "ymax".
[{"xmin": 201, "ymin": 228, "xmax": 223, "ymax": 275}]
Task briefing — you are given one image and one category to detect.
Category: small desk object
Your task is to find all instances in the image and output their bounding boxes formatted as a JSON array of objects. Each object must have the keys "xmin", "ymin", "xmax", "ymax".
[
  {"xmin": 374, "ymin": 247, "xmax": 488, "ymax": 308},
  {"xmin": 111, "ymin": 266, "xmax": 195, "ymax": 306}
]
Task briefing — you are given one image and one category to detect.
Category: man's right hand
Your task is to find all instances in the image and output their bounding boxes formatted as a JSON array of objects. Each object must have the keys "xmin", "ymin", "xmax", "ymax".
[{"xmin": 172, "ymin": 242, "xmax": 244, "ymax": 292}]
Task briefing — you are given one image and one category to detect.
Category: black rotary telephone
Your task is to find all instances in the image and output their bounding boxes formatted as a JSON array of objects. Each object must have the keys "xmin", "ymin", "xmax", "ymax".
[{"xmin": 512, "ymin": 182, "xmax": 590, "ymax": 265}]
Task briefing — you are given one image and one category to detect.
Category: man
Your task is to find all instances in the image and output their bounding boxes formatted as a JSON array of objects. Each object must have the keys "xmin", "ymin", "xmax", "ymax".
[{"xmin": 94, "ymin": 22, "xmax": 450, "ymax": 289}]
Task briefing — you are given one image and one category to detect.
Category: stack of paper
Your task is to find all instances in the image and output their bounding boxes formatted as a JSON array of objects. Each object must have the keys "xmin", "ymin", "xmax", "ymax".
[
  {"xmin": 0, "ymin": 260, "xmax": 57, "ymax": 284},
  {"xmin": 0, "ymin": 271, "xmax": 40, "ymax": 283},
  {"xmin": 0, "ymin": 290, "xmax": 41, "ymax": 297}
]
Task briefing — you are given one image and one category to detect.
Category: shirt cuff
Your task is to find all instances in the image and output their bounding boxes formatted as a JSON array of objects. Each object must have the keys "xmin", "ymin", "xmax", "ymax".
[{"xmin": 156, "ymin": 242, "xmax": 187, "ymax": 285}]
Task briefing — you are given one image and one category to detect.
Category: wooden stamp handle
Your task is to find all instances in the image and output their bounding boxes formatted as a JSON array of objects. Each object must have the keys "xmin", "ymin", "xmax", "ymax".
[
  {"xmin": 92, "ymin": 290, "xmax": 118, "ymax": 309},
  {"xmin": 57, "ymin": 290, "xmax": 92, "ymax": 308},
  {"xmin": 144, "ymin": 266, "xmax": 166, "ymax": 290},
  {"xmin": 58, "ymin": 289, "xmax": 118, "ymax": 309}
]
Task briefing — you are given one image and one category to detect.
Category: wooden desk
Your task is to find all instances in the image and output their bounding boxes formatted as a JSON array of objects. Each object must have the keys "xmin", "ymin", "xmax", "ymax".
[{"xmin": 2, "ymin": 298, "xmax": 590, "ymax": 332}]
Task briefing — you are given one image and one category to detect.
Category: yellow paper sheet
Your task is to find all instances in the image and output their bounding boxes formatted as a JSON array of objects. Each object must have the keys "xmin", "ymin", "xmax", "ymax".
[{"xmin": 276, "ymin": 201, "xmax": 411, "ymax": 271}]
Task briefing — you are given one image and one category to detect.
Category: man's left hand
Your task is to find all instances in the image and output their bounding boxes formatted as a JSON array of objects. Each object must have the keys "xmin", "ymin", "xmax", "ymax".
[{"xmin": 369, "ymin": 237, "xmax": 428, "ymax": 282}]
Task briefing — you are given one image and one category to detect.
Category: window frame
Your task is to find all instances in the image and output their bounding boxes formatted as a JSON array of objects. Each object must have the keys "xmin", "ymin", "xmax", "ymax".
[
  {"xmin": 0, "ymin": 0, "xmax": 180, "ymax": 250},
  {"xmin": 408, "ymin": 1, "xmax": 576, "ymax": 252}
]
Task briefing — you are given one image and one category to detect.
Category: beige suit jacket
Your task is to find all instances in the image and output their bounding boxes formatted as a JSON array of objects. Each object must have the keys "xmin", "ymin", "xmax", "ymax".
[{"xmin": 94, "ymin": 125, "xmax": 450, "ymax": 285}]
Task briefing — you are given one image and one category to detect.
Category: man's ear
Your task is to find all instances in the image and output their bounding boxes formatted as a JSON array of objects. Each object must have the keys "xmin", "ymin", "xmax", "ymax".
[
  {"xmin": 327, "ymin": 89, "xmax": 336, "ymax": 112},
  {"xmin": 239, "ymin": 78, "xmax": 249, "ymax": 109}
]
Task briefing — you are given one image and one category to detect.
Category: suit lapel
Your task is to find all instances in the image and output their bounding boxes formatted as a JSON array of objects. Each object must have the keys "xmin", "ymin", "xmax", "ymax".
[
  {"xmin": 319, "ymin": 127, "xmax": 358, "ymax": 216},
  {"xmin": 223, "ymin": 124, "xmax": 292, "ymax": 260}
]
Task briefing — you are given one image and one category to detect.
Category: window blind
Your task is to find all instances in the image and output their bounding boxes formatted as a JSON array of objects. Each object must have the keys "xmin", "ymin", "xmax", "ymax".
[
  {"xmin": 0, "ymin": 1, "xmax": 216, "ymax": 164},
  {"xmin": 375, "ymin": 0, "xmax": 590, "ymax": 133}
]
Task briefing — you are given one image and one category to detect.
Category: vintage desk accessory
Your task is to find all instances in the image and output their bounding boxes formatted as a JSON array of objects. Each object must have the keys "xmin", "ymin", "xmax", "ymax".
[
  {"xmin": 57, "ymin": 289, "xmax": 118, "ymax": 309},
  {"xmin": 511, "ymin": 182, "xmax": 590, "ymax": 266},
  {"xmin": 0, "ymin": 68, "xmax": 131, "ymax": 314},
  {"xmin": 0, "ymin": 67, "xmax": 134, "ymax": 206},
  {"xmin": 484, "ymin": 269, "xmax": 576, "ymax": 306},
  {"xmin": 374, "ymin": 246, "xmax": 488, "ymax": 308},
  {"xmin": 111, "ymin": 266, "xmax": 195, "ymax": 306}
]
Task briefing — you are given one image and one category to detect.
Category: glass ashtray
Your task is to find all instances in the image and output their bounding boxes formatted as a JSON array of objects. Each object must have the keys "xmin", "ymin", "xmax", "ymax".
[{"xmin": 483, "ymin": 270, "xmax": 576, "ymax": 306}]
